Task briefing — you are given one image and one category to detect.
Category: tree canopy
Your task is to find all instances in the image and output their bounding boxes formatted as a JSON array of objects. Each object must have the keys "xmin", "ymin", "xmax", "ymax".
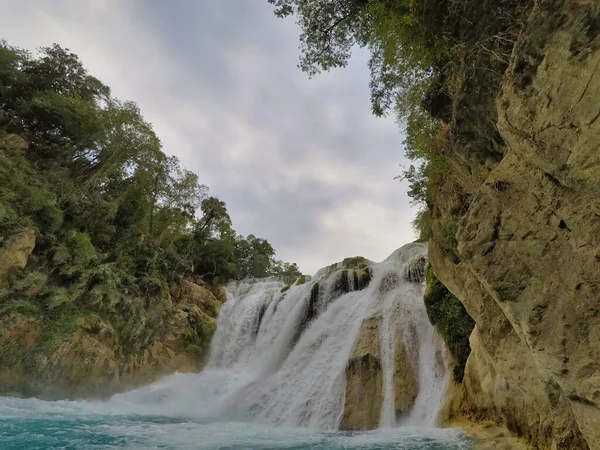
[
  {"xmin": 0, "ymin": 42, "xmax": 302, "ymax": 349},
  {"xmin": 267, "ymin": 0, "xmax": 450, "ymax": 237}
]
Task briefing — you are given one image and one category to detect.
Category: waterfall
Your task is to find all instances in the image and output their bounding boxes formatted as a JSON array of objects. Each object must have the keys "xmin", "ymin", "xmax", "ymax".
[{"xmin": 111, "ymin": 242, "xmax": 449, "ymax": 430}]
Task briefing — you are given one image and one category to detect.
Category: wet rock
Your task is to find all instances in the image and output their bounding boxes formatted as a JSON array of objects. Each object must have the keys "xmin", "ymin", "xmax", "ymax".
[
  {"xmin": 341, "ymin": 318, "xmax": 383, "ymax": 430},
  {"xmin": 341, "ymin": 317, "xmax": 418, "ymax": 429}
]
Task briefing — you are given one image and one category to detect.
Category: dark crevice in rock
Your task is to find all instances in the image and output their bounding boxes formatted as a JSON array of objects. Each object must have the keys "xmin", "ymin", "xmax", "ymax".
[{"xmin": 558, "ymin": 219, "xmax": 571, "ymax": 232}]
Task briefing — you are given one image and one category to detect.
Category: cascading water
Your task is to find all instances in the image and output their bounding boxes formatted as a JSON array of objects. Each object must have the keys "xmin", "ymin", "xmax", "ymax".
[
  {"xmin": 110, "ymin": 242, "xmax": 449, "ymax": 429},
  {"xmin": 0, "ymin": 242, "xmax": 468, "ymax": 449}
]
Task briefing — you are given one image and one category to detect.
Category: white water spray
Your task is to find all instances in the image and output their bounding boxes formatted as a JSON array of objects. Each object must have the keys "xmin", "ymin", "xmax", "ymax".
[{"xmin": 109, "ymin": 242, "xmax": 449, "ymax": 430}]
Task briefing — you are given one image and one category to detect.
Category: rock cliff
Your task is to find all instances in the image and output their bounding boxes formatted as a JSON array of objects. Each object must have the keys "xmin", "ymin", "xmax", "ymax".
[
  {"xmin": 429, "ymin": 0, "xmax": 600, "ymax": 448},
  {"xmin": 341, "ymin": 316, "xmax": 418, "ymax": 430},
  {"xmin": 0, "ymin": 271, "xmax": 225, "ymax": 399}
]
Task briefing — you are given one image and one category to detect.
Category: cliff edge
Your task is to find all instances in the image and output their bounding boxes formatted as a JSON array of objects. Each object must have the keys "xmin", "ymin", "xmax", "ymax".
[{"xmin": 430, "ymin": 1, "xmax": 600, "ymax": 448}]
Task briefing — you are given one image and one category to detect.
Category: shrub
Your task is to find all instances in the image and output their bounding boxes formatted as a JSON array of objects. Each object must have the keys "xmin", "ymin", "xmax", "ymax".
[
  {"xmin": 412, "ymin": 208, "xmax": 433, "ymax": 242},
  {"xmin": 424, "ymin": 264, "xmax": 474, "ymax": 382},
  {"xmin": 442, "ymin": 221, "xmax": 459, "ymax": 258}
]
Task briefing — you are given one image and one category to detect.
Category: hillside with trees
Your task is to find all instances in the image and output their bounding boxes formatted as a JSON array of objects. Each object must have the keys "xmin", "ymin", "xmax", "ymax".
[{"xmin": 0, "ymin": 42, "xmax": 302, "ymax": 398}]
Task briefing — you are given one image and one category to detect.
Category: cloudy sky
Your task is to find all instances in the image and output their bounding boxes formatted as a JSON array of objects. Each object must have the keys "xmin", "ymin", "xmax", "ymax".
[{"xmin": 1, "ymin": 0, "xmax": 418, "ymax": 275}]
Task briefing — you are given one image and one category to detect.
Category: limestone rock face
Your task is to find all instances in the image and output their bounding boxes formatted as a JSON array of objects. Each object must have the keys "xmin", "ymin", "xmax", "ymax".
[
  {"xmin": 341, "ymin": 317, "xmax": 418, "ymax": 429},
  {"xmin": 0, "ymin": 228, "xmax": 35, "ymax": 281},
  {"xmin": 341, "ymin": 318, "xmax": 383, "ymax": 430},
  {"xmin": 0, "ymin": 281, "xmax": 222, "ymax": 399},
  {"xmin": 432, "ymin": 1, "xmax": 600, "ymax": 448},
  {"xmin": 393, "ymin": 327, "xmax": 418, "ymax": 415}
]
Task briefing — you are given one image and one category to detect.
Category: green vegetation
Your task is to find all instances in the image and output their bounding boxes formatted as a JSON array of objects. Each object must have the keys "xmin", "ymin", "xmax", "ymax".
[
  {"xmin": 442, "ymin": 221, "xmax": 459, "ymax": 259},
  {"xmin": 280, "ymin": 274, "xmax": 309, "ymax": 293},
  {"xmin": 268, "ymin": 0, "xmax": 526, "ymax": 239},
  {"xmin": 346, "ymin": 258, "xmax": 372, "ymax": 290},
  {"xmin": 268, "ymin": 0, "xmax": 450, "ymax": 237},
  {"xmin": 0, "ymin": 42, "xmax": 303, "ymax": 358},
  {"xmin": 424, "ymin": 264, "xmax": 474, "ymax": 382},
  {"xmin": 269, "ymin": 0, "xmax": 530, "ymax": 383}
]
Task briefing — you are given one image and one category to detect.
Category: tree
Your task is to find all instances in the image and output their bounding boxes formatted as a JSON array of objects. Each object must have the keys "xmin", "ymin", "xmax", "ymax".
[
  {"xmin": 268, "ymin": 0, "xmax": 448, "ymax": 239},
  {"xmin": 197, "ymin": 197, "xmax": 231, "ymax": 237},
  {"xmin": 267, "ymin": 0, "xmax": 433, "ymax": 118},
  {"xmin": 235, "ymin": 234, "xmax": 277, "ymax": 279},
  {"xmin": 270, "ymin": 260, "xmax": 302, "ymax": 278},
  {"xmin": 268, "ymin": 0, "xmax": 371, "ymax": 76}
]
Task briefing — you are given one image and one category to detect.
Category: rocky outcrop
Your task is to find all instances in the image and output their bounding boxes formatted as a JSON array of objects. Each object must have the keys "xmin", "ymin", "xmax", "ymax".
[
  {"xmin": 341, "ymin": 318, "xmax": 383, "ymax": 430},
  {"xmin": 0, "ymin": 281, "xmax": 224, "ymax": 399},
  {"xmin": 393, "ymin": 327, "xmax": 418, "ymax": 415},
  {"xmin": 432, "ymin": 1, "xmax": 600, "ymax": 448},
  {"xmin": 341, "ymin": 317, "xmax": 417, "ymax": 429},
  {"xmin": 0, "ymin": 228, "xmax": 35, "ymax": 281}
]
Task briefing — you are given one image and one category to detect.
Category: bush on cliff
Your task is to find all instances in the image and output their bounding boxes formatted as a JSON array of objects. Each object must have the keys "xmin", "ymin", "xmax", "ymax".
[{"xmin": 424, "ymin": 264, "xmax": 474, "ymax": 382}]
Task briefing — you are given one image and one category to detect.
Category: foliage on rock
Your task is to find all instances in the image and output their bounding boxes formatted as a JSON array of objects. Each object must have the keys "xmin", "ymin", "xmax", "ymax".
[{"xmin": 424, "ymin": 264, "xmax": 474, "ymax": 382}]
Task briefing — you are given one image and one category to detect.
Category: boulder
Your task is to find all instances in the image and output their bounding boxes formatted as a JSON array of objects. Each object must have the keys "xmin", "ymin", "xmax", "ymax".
[
  {"xmin": 393, "ymin": 327, "xmax": 418, "ymax": 415},
  {"xmin": 179, "ymin": 280, "xmax": 222, "ymax": 317},
  {"xmin": 0, "ymin": 228, "xmax": 35, "ymax": 281},
  {"xmin": 341, "ymin": 317, "xmax": 383, "ymax": 430},
  {"xmin": 341, "ymin": 316, "xmax": 419, "ymax": 430}
]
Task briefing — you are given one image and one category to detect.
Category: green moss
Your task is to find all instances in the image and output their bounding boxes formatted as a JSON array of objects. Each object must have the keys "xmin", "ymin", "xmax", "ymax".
[
  {"xmin": 18, "ymin": 185, "xmax": 63, "ymax": 233},
  {"xmin": 341, "ymin": 256, "xmax": 368, "ymax": 270},
  {"xmin": 442, "ymin": 222, "xmax": 459, "ymax": 257},
  {"xmin": 46, "ymin": 285, "xmax": 79, "ymax": 309},
  {"xmin": 193, "ymin": 312, "xmax": 216, "ymax": 343},
  {"xmin": 280, "ymin": 274, "xmax": 309, "ymax": 293},
  {"xmin": 201, "ymin": 296, "xmax": 220, "ymax": 317},
  {"xmin": 9, "ymin": 271, "xmax": 48, "ymax": 298},
  {"xmin": 424, "ymin": 264, "xmax": 474, "ymax": 382},
  {"xmin": 53, "ymin": 231, "xmax": 97, "ymax": 275},
  {"xmin": 205, "ymin": 283, "xmax": 227, "ymax": 303},
  {"xmin": 325, "ymin": 257, "xmax": 372, "ymax": 292},
  {"xmin": 0, "ymin": 201, "xmax": 18, "ymax": 228},
  {"xmin": 69, "ymin": 231, "xmax": 96, "ymax": 263},
  {"xmin": 36, "ymin": 305, "xmax": 81, "ymax": 353},
  {"xmin": 35, "ymin": 205, "xmax": 63, "ymax": 233},
  {"xmin": 0, "ymin": 299, "xmax": 41, "ymax": 316},
  {"xmin": 184, "ymin": 344, "xmax": 204, "ymax": 357},
  {"xmin": 138, "ymin": 275, "xmax": 169, "ymax": 298}
]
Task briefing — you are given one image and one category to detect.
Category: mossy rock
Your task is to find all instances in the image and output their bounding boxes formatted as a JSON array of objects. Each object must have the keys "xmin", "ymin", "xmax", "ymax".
[
  {"xmin": 280, "ymin": 274, "xmax": 309, "ymax": 293},
  {"xmin": 205, "ymin": 283, "xmax": 227, "ymax": 304},
  {"xmin": 341, "ymin": 256, "xmax": 369, "ymax": 269},
  {"xmin": 442, "ymin": 221, "xmax": 459, "ymax": 260}
]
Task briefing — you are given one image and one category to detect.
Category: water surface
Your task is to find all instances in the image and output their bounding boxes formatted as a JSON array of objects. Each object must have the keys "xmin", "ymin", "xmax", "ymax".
[{"xmin": 0, "ymin": 396, "xmax": 470, "ymax": 449}]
